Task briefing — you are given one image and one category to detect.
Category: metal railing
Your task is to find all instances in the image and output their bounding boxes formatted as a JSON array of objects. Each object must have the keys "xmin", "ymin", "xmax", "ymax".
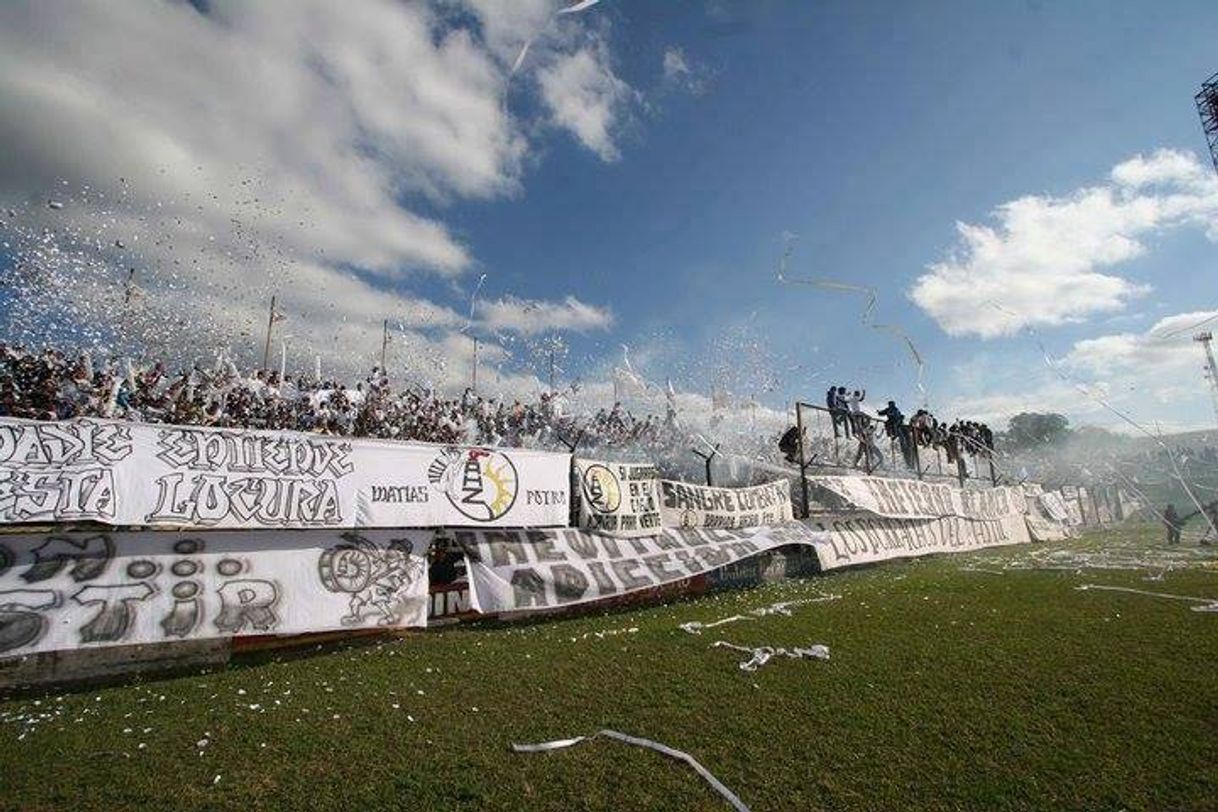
[{"xmin": 792, "ymin": 402, "xmax": 999, "ymax": 517}]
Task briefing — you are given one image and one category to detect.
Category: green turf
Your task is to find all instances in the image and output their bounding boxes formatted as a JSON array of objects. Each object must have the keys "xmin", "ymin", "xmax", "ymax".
[{"xmin": 2, "ymin": 522, "xmax": 1216, "ymax": 812}]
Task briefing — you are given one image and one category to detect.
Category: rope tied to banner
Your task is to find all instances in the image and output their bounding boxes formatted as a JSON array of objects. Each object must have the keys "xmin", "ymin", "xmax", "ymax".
[{"xmin": 511, "ymin": 728, "xmax": 752, "ymax": 812}]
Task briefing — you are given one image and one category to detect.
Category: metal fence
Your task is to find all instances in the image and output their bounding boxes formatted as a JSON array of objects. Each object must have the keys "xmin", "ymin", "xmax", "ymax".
[{"xmin": 791, "ymin": 402, "xmax": 998, "ymax": 515}]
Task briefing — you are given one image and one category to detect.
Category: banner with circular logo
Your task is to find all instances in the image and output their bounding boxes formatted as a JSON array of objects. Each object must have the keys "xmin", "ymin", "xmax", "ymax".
[
  {"xmin": 357, "ymin": 444, "xmax": 571, "ymax": 528},
  {"xmin": 574, "ymin": 458, "xmax": 662, "ymax": 537}
]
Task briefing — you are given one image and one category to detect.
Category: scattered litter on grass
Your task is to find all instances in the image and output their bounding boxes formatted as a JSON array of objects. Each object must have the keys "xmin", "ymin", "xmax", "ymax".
[
  {"xmin": 679, "ymin": 615, "xmax": 753, "ymax": 635},
  {"xmin": 711, "ymin": 641, "xmax": 831, "ymax": 672},
  {"xmin": 512, "ymin": 729, "xmax": 750, "ymax": 812},
  {"xmin": 571, "ymin": 626, "xmax": 640, "ymax": 641},
  {"xmin": 1075, "ymin": 584, "xmax": 1218, "ymax": 613},
  {"xmin": 679, "ymin": 594, "xmax": 841, "ymax": 634},
  {"xmin": 963, "ymin": 539, "xmax": 1218, "ymax": 577}
]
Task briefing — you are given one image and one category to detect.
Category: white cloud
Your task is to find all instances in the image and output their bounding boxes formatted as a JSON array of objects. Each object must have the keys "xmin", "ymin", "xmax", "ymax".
[
  {"xmin": 1061, "ymin": 310, "xmax": 1218, "ymax": 379},
  {"xmin": 1110, "ymin": 148, "xmax": 1208, "ymax": 190},
  {"xmin": 0, "ymin": 0, "xmax": 641, "ymax": 390},
  {"xmin": 936, "ymin": 310, "xmax": 1218, "ymax": 435},
  {"xmin": 661, "ymin": 46, "xmax": 707, "ymax": 94},
  {"xmin": 911, "ymin": 149, "xmax": 1218, "ymax": 338},
  {"xmin": 463, "ymin": 0, "xmax": 559, "ymax": 66},
  {"xmin": 477, "ymin": 294, "xmax": 613, "ymax": 335},
  {"xmin": 537, "ymin": 38, "xmax": 636, "ymax": 161},
  {"xmin": 0, "ymin": 0, "xmax": 529, "ymax": 276}
]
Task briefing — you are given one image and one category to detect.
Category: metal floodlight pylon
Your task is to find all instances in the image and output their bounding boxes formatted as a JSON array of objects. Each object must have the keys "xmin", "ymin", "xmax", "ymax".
[
  {"xmin": 1196, "ymin": 72, "xmax": 1218, "ymax": 174},
  {"xmin": 1195, "ymin": 331, "xmax": 1218, "ymax": 430}
]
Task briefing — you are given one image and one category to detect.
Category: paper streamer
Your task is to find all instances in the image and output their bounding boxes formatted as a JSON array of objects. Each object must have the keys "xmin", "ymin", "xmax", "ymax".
[
  {"xmin": 777, "ymin": 233, "xmax": 931, "ymax": 405},
  {"xmin": 556, "ymin": 0, "xmax": 603, "ymax": 13},
  {"xmin": 1075, "ymin": 583, "xmax": 1218, "ymax": 613},
  {"xmin": 711, "ymin": 641, "xmax": 831, "ymax": 671},
  {"xmin": 507, "ymin": 0, "xmax": 605, "ymax": 81},
  {"xmin": 509, "ymin": 38, "xmax": 532, "ymax": 76},
  {"xmin": 679, "ymin": 596, "xmax": 842, "ymax": 634},
  {"xmin": 512, "ymin": 729, "xmax": 751, "ymax": 812},
  {"xmin": 461, "ymin": 273, "xmax": 487, "ymax": 333},
  {"xmin": 986, "ymin": 301, "xmax": 1216, "ymax": 540},
  {"xmin": 679, "ymin": 615, "xmax": 753, "ymax": 635},
  {"xmin": 871, "ymin": 323, "xmax": 927, "ymax": 402},
  {"xmin": 1036, "ymin": 340, "xmax": 1218, "ymax": 539},
  {"xmin": 779, "ymin": 275, "xmax": 878, "ymax": 324}
]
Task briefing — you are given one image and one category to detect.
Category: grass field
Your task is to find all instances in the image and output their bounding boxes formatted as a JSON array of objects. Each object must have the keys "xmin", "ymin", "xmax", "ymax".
[{"xmin": 3, "ymin": 522, "xmax": 1217, "ymax": 812}]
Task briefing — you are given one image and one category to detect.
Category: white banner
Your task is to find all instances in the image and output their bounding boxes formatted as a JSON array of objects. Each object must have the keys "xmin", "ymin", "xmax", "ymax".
[
  {"xmin": 0, "ymin": 529, "xmax": 430, "ymax": 657},
  {"xmin": 1058, "ymin": 487, "xmax": 1084, "ymax": 525},
  {"xmin": 1039, "ymin": 491, "xmax": 1071, "ymax": 523},
  {"xmin": 658, "ymin": 479, "xmax": 792, "ymax": 529},
  {"xmin": 0, "ymin": 417, "xmax": 570, "ymax": 529},
  {"xmin": 1025, "ymin": 512, "xmax": 1069, "ymax": 542},
  {"xmin": 806, "ymin": 513, "xmax": 1032, "ymax": 570},
  {"xmin": 1076, "ymin": 487, "xmax": 1096, "ymax": 525},
  {"xmin": 808, "ymin": 475, "xmax": 1028, "ymax": 520},
  {"xmin": 573, "ymin": 458, "xmax": 661, "ymax": 537},
  {"xmin": 458, "ymin": 524, "xmax": 827, "ymax": 614}
]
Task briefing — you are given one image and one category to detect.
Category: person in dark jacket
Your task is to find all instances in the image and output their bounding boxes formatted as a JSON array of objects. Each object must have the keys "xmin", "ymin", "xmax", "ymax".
[
  {"xmin": 877, "ymin": 400, "xmax": 903, "ymax": 439},
  {"xmin": 826, "ymin": 386, "xmax": 850, "ymax": 439},
  {"xmin": 778, "ymin": 424, "xmax": 802, "ymax": 464},
  {"xmin": 1163, "ymin": 504, "xmax": 1182, "ymax": 544}
]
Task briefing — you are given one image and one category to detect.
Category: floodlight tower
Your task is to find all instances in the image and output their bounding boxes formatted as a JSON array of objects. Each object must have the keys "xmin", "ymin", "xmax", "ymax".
[
  {"xmin": 1196, "ymin": 331, "xmax": 1218, "ymax": 429},
  {"xmin": 1197, "ymin": 72, "xmax": 1218, "ymax": 173}
]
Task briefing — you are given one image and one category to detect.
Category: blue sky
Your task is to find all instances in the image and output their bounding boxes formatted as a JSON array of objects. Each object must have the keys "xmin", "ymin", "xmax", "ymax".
[
  {"xmin": 2, "ymin": 1, "xmax": 1218, "ymax": 432},
  {"xmin": 444, "ymin": 0, "xmax": 1218, "ymax": 429}
]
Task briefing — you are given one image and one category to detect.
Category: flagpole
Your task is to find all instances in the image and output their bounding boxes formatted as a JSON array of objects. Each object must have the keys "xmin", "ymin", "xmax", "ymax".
[
  {"xmin": 548, "ymin": 348, "xmax": 555, "ymax": 393},
  {"xmin": 262, "ymin": 295, "xmax": 276, "ymax": 370},
  {"xmin": 472, "ymin": 336, "xmax": 479, "ymax": 392},
  {"xmin": 380, "ymin": 318, "xmax": 388, "ymax": 374}
]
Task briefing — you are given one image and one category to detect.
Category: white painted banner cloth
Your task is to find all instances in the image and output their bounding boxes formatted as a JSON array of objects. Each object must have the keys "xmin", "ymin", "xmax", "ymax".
[
  {"xmin": 459, "ymin": 523, "xmax": 827, "ymax": 613},
  {"xmin": 658, "ymin": 479, "xmax": 792, "ymax": 529},
  {"xmin": 808, "ymin": 475, "xmax": 1027, "ymax": 521},
  {"xmin": 573, "ymin": 458, "xmax": 661, "ymax": 537},
  {"xmin": 0, "ymin": 417, "xmax": 570, "ymax": 529},
  {"xmin": 0, "ymin": 528, "xmax": 431, "ymax": 657},
  {"xmin": 805, "ymin": 513, "xmax": 1032, "ymax": 570}
]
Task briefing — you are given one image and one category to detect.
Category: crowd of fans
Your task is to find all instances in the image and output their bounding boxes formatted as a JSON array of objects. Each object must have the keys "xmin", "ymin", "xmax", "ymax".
[
  {"xmin": 0, "ymin": 343, "xmax": 685, "ymax": 453},
  {"xmin": 1, "ymin": 343, "xmax": 1003, "ymax": 482},
  {"xmin": 776, "ymin": 385, "xmax": 996, "ymax": 474}
]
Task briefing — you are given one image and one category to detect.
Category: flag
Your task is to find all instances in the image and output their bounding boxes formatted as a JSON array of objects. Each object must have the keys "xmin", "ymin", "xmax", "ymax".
[{"xmin": 612, "ymin": 367, "xmax": 648, "ymax": 398}]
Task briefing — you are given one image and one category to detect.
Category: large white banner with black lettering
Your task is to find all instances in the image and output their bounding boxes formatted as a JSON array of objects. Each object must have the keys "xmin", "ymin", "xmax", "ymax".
[
  {"xmin": 658, "ymin": 479, "xmax": 792, "ymax": 529},
  {"xmin": 808, "ymin": 475, "xmax": 1027, "ymax": 520},
  {"xmin": 0, "ymin": 417, "xmax": 570, "ymax": 529},
  {"xmin": 805, "ymin": 513, "xmax": 1032, "ymax": 570},
  {"xmin": 458, "ymin": 524, "xmax": 828, "ymax": 614},
  {"xmin": 573, "ymin": 458, "xmax": 662, "ymax": 537},
  {"xmin": 0, "ymin": 529, "xmax": 430, "ymax": 657}
]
